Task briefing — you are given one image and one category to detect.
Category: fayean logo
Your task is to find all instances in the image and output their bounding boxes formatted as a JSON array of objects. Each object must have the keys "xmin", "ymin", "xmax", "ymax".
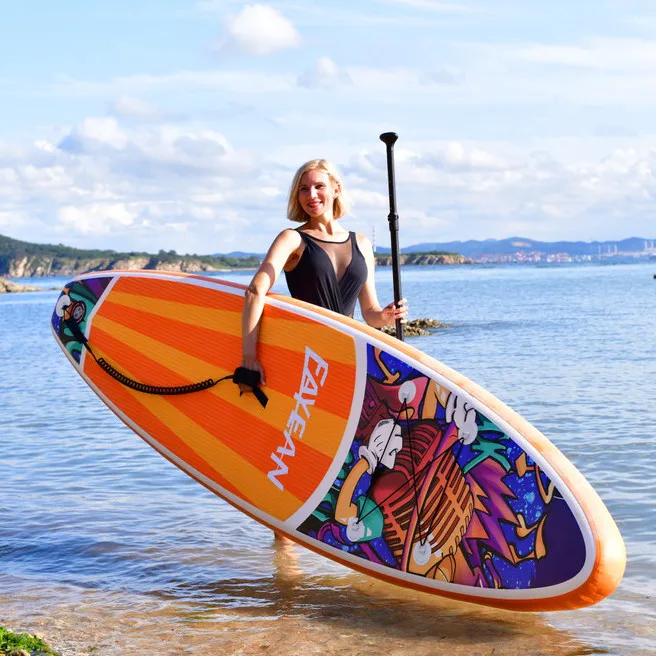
[{"xmin": 267, "ymin": 346, "xmax": 329, "ymax": 491}]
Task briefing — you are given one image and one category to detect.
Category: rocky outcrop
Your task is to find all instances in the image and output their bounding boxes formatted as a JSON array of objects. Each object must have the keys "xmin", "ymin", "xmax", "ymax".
[
  {"xmin": 0, "ymin": 277, "xmax": 41, "ymax": 293},
  {"xmin": 5, "ymin": 255, "xmax": 229, "ymax": 278},
  {"xmin": 375, "ymin": 253, "xmax": 470, "ymax": 266},
  {"xmin": 380, "ymin": 318, "xmax": 450, "ymax": 337}
]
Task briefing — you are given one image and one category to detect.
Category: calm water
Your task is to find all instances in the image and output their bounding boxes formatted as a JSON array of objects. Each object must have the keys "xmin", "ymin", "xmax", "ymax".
[{"xmin": 1, "ymin": 263, "xmax": 654, "ymax": 655}]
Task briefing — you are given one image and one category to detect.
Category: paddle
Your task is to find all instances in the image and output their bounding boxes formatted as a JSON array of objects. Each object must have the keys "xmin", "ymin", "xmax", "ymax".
[{"xmin": 380, "ymin": 131, "xmax": 404, "ymax": 341}]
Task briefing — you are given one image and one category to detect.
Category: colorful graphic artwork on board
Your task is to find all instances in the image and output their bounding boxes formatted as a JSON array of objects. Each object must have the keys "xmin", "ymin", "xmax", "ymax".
[
  {"xmin": 51, "ymin": 277, "xmax": 112, "ymax": 363},
  {"xmin": 298, "ymin": 344, "xmax": 586, "ymax": 589}
]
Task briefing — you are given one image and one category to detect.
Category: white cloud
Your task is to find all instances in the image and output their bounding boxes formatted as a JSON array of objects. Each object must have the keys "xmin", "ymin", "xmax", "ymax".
[
  {"xmin": 413, "ymin": 142, "xmax": 512, "ymax": 172},
  {"xmin": 35, "ymin": 140, "xmax": 57, "ymax": 153},
  {"xmin": 342, "ymin": 137, "xmax": 656, "ymax": 243},
  {"xmin": 0, "ymin": 116, "xmax": 287, "ymax": 250},
  {"xmin": 59, "ymin": 117, "xmax": 129, "ymax": 153},
  {"xmin": 298, "ymin": 57, "xmax": 351, "ymax": 89},
  {"xmin": 223, "ymin": 4, "xmax": 301, "ymax": 55},
  {"xmin": 18, "ymin": 165, "xmax": 74, "ymax": 199},
  {"xmin": 348, "ymin": 189, "xmax": 388, "ymax": 210},
  {"xmin": 78, "ymin": 117, "xmax": 128, "ymax": 148},
  {"xmin": 3, "ymin": 109, "xmax": 656, "ymax": 252},
  {"xmin": 58, "ymin": 203, "xmax": 137, "ymax": 234}
]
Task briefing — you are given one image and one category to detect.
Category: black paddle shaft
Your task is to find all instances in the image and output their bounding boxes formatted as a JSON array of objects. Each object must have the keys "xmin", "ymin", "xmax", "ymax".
[{"xmin": 380, "ymin": 132, "xmax": 404, "ymax": 341}]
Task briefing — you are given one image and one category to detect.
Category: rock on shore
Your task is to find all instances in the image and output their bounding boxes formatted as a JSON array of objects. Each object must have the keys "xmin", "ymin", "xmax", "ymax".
[
  {"xmin": 375, "ymin": 253, "xmax": 470, "ymax": 266},
  {"xmin": 0, "ymin": 277, "xmax": 41, "ymax": 293},
  {"xmin": 380, "ymin": 318, "xmax": 449, "ymax": 336}
]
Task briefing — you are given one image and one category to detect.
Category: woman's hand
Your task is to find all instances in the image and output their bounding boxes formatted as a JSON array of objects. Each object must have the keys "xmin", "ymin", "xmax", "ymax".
[
  {"xmin": 239, "ymin": 355, "xmax": 266, "ymax": 393},
  {"xmin": 380, "ymin": 297, "xmax": 408, "ymax": 327}
]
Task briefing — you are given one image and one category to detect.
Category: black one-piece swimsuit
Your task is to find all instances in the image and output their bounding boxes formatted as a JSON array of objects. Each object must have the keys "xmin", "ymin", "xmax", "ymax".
[{"xmin": 284, "ymin": 231, "xmax": 368, "ymax": 317}]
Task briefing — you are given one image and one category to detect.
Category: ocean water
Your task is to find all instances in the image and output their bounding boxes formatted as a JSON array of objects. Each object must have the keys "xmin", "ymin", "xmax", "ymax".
[{"xmin": 1, "ymin": 263, "xmax": 654, "ymax": 656}]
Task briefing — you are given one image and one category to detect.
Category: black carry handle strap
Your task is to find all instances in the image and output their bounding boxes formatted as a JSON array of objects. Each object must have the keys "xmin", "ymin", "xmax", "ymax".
[
  {"xmin": 232, "ymin": 367, "xmax": 269, "ymax": 408},
  {"xmin": 64, "ymin": 318, "xmax": 268, "ymax": 408}
]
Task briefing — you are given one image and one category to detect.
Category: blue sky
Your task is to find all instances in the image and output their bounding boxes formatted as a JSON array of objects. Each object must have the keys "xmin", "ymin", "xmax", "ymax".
[{"xmin": 1, "ymin": 0, "xmax": 656, "ymax": 254}]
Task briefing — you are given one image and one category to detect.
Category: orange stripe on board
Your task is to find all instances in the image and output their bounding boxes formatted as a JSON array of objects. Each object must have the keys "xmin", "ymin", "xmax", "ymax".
[
  {"xmin": 113, "ymin": 275, "xmax": 246, "ymax": 312},
  {"xmin": 85, "ymin": 342, "xmax": 305, "ymax": 520},
  {"xmin": 98, "ymin": 298, "xmax": 356, "ymax": 426},
  {"xmin": 88, "ymin": 320, "xmax": 337, "ymax": 504}
]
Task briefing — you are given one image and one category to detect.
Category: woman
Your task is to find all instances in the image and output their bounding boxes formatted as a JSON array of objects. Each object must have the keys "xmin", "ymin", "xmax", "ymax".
[{"xmin": 241, "ymin": 158, "xmax": 408, "ymax": 388}]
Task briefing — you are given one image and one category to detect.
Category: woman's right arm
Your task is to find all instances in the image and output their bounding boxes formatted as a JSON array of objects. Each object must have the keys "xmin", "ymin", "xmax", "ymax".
[{"xmin": 241, "ymin": 229, "xmax": 301, "ymax": 387}]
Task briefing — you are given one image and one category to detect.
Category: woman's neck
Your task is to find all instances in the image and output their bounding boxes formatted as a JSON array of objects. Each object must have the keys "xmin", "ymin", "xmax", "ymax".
[{"xmin": 303, "ymin": 216, "xmax": 346, "ymax": 235}]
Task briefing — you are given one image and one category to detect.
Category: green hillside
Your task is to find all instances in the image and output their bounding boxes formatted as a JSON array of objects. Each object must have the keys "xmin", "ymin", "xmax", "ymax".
[{"xmin": 0, "ymin": 233, "xmax": 261, "ymax": 272}]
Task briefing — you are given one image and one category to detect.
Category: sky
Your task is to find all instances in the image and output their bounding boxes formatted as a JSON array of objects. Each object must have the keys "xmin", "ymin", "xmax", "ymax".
[{"xmin": 1, "ymin": 0, "xmax": 656, "ymax": 254}]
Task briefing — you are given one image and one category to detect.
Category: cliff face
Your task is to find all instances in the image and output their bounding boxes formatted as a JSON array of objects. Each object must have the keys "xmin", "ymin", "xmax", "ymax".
[
  {"xmin": 6, "ymin": 255, "xmax": 228, "ymax": 278},
  {"xmin": 375, "ymin": 253, "xmax": 470, "ymax": 266}
]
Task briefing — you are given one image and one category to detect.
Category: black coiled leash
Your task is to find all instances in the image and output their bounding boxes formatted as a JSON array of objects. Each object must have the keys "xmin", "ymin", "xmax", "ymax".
[{"xmin": 65, "ymin": 318, "xmax": 268, "ymax": 408}]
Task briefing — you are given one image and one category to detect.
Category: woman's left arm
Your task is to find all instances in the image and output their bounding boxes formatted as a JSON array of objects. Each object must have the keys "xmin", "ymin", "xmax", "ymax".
[{"xmin": 356, "ymin": 234, "xmax": 408, "ymax": 328}]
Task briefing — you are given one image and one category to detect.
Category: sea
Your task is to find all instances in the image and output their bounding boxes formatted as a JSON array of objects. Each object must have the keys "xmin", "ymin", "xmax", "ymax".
[{"xmin": 1, "ymin": 262, "xmax": 654, "ymax": 656}]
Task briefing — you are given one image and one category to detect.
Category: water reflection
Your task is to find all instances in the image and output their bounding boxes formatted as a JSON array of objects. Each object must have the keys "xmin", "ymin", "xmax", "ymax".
[{"xmin": 129, "ymin": 538, "xmax": 595, "ymax": 654}]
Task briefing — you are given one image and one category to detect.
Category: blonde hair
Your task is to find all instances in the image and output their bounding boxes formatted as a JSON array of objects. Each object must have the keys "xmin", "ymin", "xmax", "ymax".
[{"xmin": 287, "ymin": 159, "xmax": 353, "ymax": 223}]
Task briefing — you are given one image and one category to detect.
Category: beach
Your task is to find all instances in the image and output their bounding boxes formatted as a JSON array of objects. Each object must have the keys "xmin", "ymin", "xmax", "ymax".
[{"xmin": 1, "ymin": 558, "xmax": 601, "ymax": 655}]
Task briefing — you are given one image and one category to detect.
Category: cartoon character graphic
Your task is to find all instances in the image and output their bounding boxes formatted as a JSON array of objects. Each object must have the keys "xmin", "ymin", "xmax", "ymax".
[
  {"xmin": 335, "ymin": 417, "xmax": 404, "ymax": 544},
  {"xmin": 298, "ymin": 345, "xmax": 587, "ymax": 590},
  {"xmin": 52, "ymin": 277, "xmax": 112, "ymax": 362}
]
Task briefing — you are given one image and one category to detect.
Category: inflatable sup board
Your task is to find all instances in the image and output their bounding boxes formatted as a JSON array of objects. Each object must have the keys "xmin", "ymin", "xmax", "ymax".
[{"xmin": 51, "ymin": 270, "xmax": 625, "ymax": 611}]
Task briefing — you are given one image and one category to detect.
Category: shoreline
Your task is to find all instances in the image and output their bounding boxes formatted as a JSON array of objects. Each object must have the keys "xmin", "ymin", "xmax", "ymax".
[{"xmin": 0, "ymin": 568, "xmax": 600, "ymax": 656}]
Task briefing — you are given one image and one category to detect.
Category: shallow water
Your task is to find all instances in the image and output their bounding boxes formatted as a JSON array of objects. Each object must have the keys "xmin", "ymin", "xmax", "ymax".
[{"xmin": 1, "ymin": 263, "xmax": 654, "ymax": 655}]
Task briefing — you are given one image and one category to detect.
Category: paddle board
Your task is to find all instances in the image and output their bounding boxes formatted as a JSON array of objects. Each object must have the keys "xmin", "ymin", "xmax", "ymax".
[{"xmin": 50, "ymin": 270, "xmax": 625, "ymax": 611}]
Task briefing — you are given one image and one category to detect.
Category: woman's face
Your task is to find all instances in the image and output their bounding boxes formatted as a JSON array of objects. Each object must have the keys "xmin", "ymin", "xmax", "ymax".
[{"xmin": 298, "ymin": 169, "xmax": 339, "ymax": 219}]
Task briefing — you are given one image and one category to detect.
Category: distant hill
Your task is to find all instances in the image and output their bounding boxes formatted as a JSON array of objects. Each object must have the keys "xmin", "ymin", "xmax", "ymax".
[
  {"xmin": 375, "ymin": 236, "xmax": 655, "ymax": 257},
  {"xmin": 214, "ymin": 251, "xmax": 264, "ymax": 259},
  {"xmin": 0, "ymin": 233, "xmax": 260, "ymax": 277}
]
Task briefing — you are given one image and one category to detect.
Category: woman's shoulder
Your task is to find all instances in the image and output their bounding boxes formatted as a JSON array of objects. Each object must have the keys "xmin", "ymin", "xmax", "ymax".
[
  {"xmin": 354, "ymin": 232, "xmax": 373, "ymax": 250},
  {"xmin": 274, "ymin": 227, "xmax": 303, "ymax": 243},
  {"xmin": 262, "ymin": 228, "xmax": 303, "ymax": 258}
]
